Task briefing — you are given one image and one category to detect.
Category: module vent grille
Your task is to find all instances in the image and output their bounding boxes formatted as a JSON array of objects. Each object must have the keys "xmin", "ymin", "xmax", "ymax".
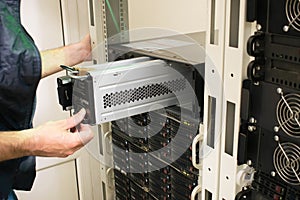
[
  {"xmin": 271, "ymin": 52, "xmax": 300, "ymax": 63},
  {"xmin": 273, "ymin": 142, "xmax": 300, "ymax": 186},
  {"xmin": 103, "ymin": 78, "xmax": 186, "ymax": 109},
  {"xmin": 271, "ymin": 77, "xmax": 300, "ymax": 89}
]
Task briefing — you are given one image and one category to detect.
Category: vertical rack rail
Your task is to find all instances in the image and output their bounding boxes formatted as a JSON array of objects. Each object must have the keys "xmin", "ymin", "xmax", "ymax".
[
  {"xmin": 87, "ymin": 0, "xmax": 129, "ymax": 199},
  {"xmin": 218, "ymin": 0, "xmax": 253, "ymax": 199},
  {"xmin": 201, "ymin": 0, "xmax": 227, "ymax": 199}
]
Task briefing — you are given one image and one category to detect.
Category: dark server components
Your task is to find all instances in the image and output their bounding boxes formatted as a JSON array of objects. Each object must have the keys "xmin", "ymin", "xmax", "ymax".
[
  {"xmin": 237, "ymin": 1, "xmax": 300, "ymax": 199},
  {"xmin": 112, "ymin": 128, "xmax": 130, "ymax": 172},
  {"xmin": 114, "ymin": 169, "xmax": 131, "ymax": 200},
  {"xmin": 148, "ymin": 163, "xmax": 172, "ymax": 200},
  {"xmin": 238, "ymin": 81, "xmax": 300, "ymax": 199},
  {"xmin": 129, "ymin": 144, "xmax": 149, "ymax": 187},
  {"xmin": 130, "ymin": 181, "xmax": 153, "ymax": 200},
  {"xmin": 171, "ymin": 149, "xmax": 198, "ymax": 179},
  {"xmin": 111, "ymin": 106, "xmax": 200, "ymax": 200},
  {"xmin": 171, "ymin": 169, "xmax": 198, "ymax": 200},
  {"xmin": 246, "ymin": 0, "xmax": 300, "ymax": 87}
]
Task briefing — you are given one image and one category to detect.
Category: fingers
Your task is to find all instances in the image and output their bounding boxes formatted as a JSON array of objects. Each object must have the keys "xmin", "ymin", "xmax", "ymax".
[
  {"xmin": 83, "ymin": 34, "xmax": 91, "ymax": 44},
  {"xmin": 55, "ymin": 125, "xmax": 94, "ymax": 157},
  {"xmin": 75, "ymin": 125, "xmax": 94, "ymax": 145},
  {"xmin": 64, "ymin": 108, "xmax": 86, "ymax": 129}
]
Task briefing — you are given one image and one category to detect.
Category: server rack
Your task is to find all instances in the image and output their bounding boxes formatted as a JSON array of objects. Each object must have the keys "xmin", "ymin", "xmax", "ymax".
[
  {"xmin": 82, "ymin": 0, "xmax": 255, "ymax": 199},
  {"xmin": 236, "ymin": 0, "xmax": 300, "ymax": 199}
]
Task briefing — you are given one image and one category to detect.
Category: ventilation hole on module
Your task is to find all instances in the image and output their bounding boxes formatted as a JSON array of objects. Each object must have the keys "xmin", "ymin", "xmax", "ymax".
[{"xmin": 102, "ymin": 79, "xmax": 186, "ymax": 108}]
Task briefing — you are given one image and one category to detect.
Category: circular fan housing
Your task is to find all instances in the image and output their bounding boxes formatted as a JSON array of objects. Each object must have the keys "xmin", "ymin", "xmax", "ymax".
[
  {"xmin": 273, "ymin": 142, "xmax": 300, "ymax": 185},
  {"xmin": 285, "ymin": 0, "xmax": 300, "ymax": 32},
  {"xmin": 276, "ymin": 93, "xmax": 300, "ymax": 137}
]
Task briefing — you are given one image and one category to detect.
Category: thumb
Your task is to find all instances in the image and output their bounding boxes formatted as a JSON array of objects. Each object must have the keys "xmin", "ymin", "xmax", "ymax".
[
  {"xmin": 65, "ymin": 108, "xmax": 86, "ymax": 129},
  {"xmin": 76, "ymin": 124, "xmax": 94, "ymax": 145}
]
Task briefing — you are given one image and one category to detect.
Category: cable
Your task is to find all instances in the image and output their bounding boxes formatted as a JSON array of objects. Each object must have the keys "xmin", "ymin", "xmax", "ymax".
[{"xmin": 105, "ymin": 0, "xmax": 120, "ymax": 33}]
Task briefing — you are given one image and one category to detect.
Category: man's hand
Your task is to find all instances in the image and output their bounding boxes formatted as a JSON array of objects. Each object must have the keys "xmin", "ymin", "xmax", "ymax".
[{"xmin": 25, "ymin": 108, "xmax": 94, "ymax": 158}]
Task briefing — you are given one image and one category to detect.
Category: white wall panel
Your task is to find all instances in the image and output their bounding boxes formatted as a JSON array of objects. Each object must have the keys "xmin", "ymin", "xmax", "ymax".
[
  {"xmin": 21, "ymin": 0, "xmax": 69, "ymax": 127},
  {"xmin": 16, "ymin": 162, "xmax": 79, "ymax": 200},
  {"xmin": 128, "ymin": 0, "xmax": 207, "ymax": 36}
]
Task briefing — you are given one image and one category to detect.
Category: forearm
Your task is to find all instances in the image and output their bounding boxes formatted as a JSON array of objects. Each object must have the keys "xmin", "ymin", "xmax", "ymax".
[
  {"xmin": 40, "ymin": 35, "xmax": 91, "ymax": 78},
  {"xmin": 0, "ymin": 130, "xmax": 33, "ymax": 162},
  {"xmin": 41, "ymin": 43, "xmax": 85, "ymax": 78}
]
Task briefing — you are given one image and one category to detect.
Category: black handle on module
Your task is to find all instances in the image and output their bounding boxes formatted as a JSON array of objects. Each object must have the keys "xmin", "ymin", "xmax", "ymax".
[
  {"xmin": 60, "ymin": 65, "xmax": 78, "ymax": 72},
  {"xmin": 57, "ymin": 76, "xmax": 73, "ymax": 111}
]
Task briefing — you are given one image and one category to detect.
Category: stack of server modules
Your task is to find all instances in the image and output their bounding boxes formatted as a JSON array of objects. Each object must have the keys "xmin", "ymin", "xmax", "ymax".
[{"xmin": 112, "ymin": 106, "xmax": 200, "ymax": 200}]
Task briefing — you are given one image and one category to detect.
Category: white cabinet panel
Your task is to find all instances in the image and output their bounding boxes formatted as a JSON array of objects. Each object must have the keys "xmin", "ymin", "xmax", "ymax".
[
  {"xmin": 21, "ymin": 0, "xmax": 69, "ymax": 126},
  {"xmin": 16, "ymin": 161, "xmax": 79, "ymax": 200},
  {"xmin": 21, "ymin": 0, "xmax": 64, "ymax": 50},
  {"xmin": 128, "ymin": 0, "xmax": 207, "ymax": 34}
]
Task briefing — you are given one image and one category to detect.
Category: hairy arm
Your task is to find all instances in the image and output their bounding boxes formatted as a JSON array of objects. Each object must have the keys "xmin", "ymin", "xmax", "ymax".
[
  {"xmin": 0, "ymin": 109, "xmax": 94, "ymax": 162},
  {"xmin": 0, "ymin": 130, "xmax": 33, "ymax": 161},
  {"xmin": 40, "ymin": 35, "xmax": 91, "ymax": 78}
]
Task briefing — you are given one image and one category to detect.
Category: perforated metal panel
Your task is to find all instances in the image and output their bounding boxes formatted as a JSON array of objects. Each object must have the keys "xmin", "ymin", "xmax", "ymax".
[
  {"xmin": 103, "ymin": 78, "xmax": 186, "ymax": 109},
  {"xmin": 73, "ymin": 57, "xmax": 198, "ymax": 124}
]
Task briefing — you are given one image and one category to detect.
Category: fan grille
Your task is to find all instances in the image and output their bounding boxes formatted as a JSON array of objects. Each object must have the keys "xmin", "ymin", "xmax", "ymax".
[
  {"xmin": 273, "ymin": 142, "xmax": 300, "ymax": 185},
  {"xmin": 276, "ymin": 93, "xmax": 300, "ymax": 137},
  {"xmin": 284, "ymin": 0, "xmax": 300, "ymax": 32}
]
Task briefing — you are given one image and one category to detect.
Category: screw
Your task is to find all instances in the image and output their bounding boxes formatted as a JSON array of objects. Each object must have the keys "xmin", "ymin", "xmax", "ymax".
[
  {"xmin": 274, "ymin": 126, "xmax": 280, "ymax": 132},
  {"xmin": 254, "ymin": 81, "xmax": 260, "ymax": 86},
  {"xmin": 271, "ymin": 171, "xmax": 276, "ymax": 177},
  {"xmin": 248, "ymin": 125, "xmax": 256, "ymax": 132},
  {"xmin": 256, "ymin": 24, "xmax": 262, "ymax": 31},
  {"xmin": 247, "ymin": 160, "xmax": 252, "ymax": 166},
  {"xmin": 277, "ymin": 88, "xmax": 283, "ymax": 94},
  {"xmin": 283, "ymin": 25, "xmax": 289, "ymax": 32},
  {"xmin": 249, "ymin": 117, "xmax": 256, "ymax": 124}
]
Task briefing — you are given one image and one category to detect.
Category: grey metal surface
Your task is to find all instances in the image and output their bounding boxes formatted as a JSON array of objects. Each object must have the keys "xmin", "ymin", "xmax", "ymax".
[{"xmin": 73, "ymin": 57, "xmax": 196, "ymax": 124}]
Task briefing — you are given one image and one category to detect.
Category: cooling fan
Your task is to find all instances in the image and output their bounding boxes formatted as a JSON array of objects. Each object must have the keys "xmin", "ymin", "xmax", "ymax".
[
  {"xmin": 272, "ymin": 88, "xmax": 300, "ymax": 185},
  {"xmin": 283, "ymin": 0, "xmax": 300, "ymax": 32},
  {"xmin": 273, "ymin": 137, "xmax": 300, "ymax": 186},
  {"xmin": 275, "ymin": 88, "xmax": 300, "ymax": 138}
]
